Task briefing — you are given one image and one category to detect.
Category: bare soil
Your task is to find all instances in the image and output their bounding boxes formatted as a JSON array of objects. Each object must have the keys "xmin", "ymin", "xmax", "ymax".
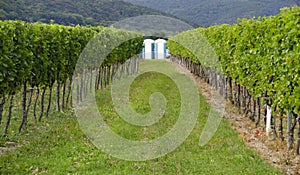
[{"xmin": 0, "ymin": 141, "xmax": 18, "ymax": 156}]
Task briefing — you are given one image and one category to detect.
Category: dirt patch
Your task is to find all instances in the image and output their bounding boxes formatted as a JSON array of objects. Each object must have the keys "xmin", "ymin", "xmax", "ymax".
[
  {"xmin": 171, "ymin": 61, "xmax": 300, "ymax": 175},
  {"xmin": 0, "ymin": 142, "xmax": 19, "ymax": 156}
]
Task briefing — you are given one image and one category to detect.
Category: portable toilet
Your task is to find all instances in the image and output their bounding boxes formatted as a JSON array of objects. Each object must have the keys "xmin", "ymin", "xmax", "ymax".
[
  {"xmin": 143, "ymin": 39, "xmax": 155, "ymax": 59},
  {"xmin": 155, "ymin": 39, "xmax": 167, "ymax": 59}
]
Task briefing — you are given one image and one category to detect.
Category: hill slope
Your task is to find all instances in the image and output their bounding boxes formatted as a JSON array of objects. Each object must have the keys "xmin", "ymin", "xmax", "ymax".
[
  {"xmin": 125, "ymin": 0, "xmax": 300, "ymax": 26},
  {"xmin": 0, "ymin": 0, "xmax": 177, "ymax": 26}
]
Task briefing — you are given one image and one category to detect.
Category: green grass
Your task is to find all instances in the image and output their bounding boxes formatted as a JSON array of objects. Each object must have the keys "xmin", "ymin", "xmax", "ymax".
[
  {"xmin": 0, "ymin": 60, "xmax": 283, "ymax": 174},
  {"xmin": 100, "ymin": 70, "xmax": 181, "ymax": 141}
]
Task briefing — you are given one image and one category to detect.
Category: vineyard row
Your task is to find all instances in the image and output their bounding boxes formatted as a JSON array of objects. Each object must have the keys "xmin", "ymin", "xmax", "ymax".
[
  {"xmin": 168, "ymin": 7, "xmax": 300, "ymax": 154},
  {"xmin": 0, "ymin": 20, "xmax": 143, "ymax": 133}
]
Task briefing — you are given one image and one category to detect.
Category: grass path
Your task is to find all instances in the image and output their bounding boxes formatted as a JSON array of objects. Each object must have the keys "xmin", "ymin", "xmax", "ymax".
[{"xmin": 0, "ymin": 60, "xmax": 283, "ymax": 174}]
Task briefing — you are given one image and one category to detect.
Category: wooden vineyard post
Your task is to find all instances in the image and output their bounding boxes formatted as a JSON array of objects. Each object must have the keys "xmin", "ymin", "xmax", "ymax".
[
  {"xmin": 0, "ymin": 95, "xmax": 5, "ymax": 124},
  {"xmin": 19, "ymin": 82, "xmax": 27, "ymax": 132},
  {"xmin": 287, "ymin": 111, "xmax": 294, "ymax": 149},
  {"xmin": 4, "ymin": 95, "xmax": 14, "ymax": 135},
  {"xmin": 266, "ymin": 105, "xmax": 272, "ymax": 136},
  {"xmin": 297, "ymin": 116, "xmax": 300, "ymax": 155}
]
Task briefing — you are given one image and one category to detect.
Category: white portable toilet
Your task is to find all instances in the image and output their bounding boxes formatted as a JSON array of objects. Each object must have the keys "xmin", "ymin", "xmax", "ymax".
[
  {"xmin": 143, "ymin": 39, "xmax": 155, "ymax": 59},
  {"xmin": 155, "ymin": 39, "xmax": 167, "ymax": 59}
]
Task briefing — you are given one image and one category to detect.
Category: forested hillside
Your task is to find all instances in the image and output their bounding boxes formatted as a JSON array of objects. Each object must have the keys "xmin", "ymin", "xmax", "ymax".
[
  {"xmin": 125, "ymin": 0, "xmax": 300, "ymax": 26},
  {"xmin": 0, "ymin": 0, "xmax": 175, "ymax": 26}
]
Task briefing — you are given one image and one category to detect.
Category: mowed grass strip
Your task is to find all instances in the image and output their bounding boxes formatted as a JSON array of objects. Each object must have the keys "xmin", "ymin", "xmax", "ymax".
[{"xmin": 0, "ymin": 60, "xmax": 283, "ymax": 174}]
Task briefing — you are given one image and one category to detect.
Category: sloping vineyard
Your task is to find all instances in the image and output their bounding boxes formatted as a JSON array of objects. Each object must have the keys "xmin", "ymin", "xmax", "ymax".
[
  {"xmin": 0, "ymin": 20, "xmax": 143, "ymax": 134},
  {"xmin": 168, "ymin": 6, "xmax": 300, "ymax": 154}
]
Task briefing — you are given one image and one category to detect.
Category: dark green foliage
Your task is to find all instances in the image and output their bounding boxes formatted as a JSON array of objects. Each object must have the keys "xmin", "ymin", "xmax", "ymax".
[{"xmin": 0, "ymin": 0, "xmax": 172, "ymax": 26}]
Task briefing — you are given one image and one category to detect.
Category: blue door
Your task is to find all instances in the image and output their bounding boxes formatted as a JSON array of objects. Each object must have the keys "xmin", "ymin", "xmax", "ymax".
[
  {"xmin": 151, "ymin": 43, "xmax": 155, "ymax": 59},
  {"xmin": 141, "ymin": 48, "xmax": 145, "ymax": 59},
  {"xmin": 164, "ymin": 43, "xmax": 167, "ymax": 59}
]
